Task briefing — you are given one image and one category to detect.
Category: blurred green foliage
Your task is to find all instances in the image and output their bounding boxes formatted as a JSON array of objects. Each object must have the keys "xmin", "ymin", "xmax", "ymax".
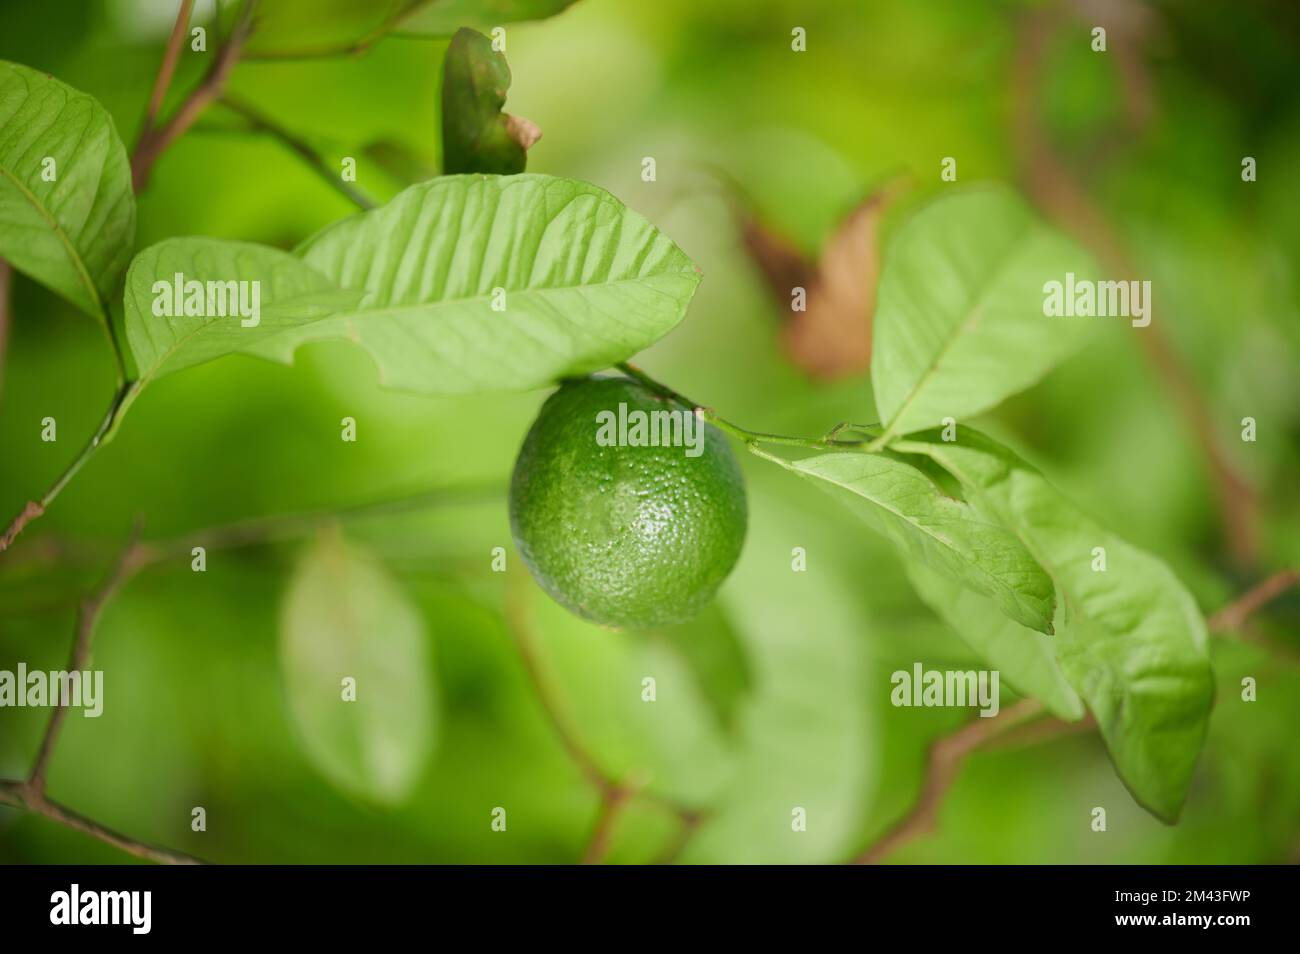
[{"xmin": 2, "ymin": 0, "xmax": 1298, "ymax": 864}]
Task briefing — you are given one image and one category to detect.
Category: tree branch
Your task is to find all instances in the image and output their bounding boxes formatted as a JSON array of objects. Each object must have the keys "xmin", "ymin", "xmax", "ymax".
[
  {"xmin": 580, "ymin": 783, "xmax": 635, "ymax": 865},
  {"xmin": 131, "ymin": 0, "xmax": 258, "ymax": 190},
  {"xmin": 0, "ymin": 780, "xmax": 203, "ymax": 864},
  {"xmin": 503, "ymin": 570, "xmax": 704, "ymax": 862},
  {"xmin": 139, "ymin": 0, "xmax": 196, "ymax": 137},
  {"xmin": 0, "ymin": 483, "xmax": 497, "ymax": 862},
  {"xmin": 27, "ymin": 532, "xmax": 149, "ymax": 795},
  {"xmin": 0, "ymin": 529, "xmax": 203, "ymax": 865},
  {"xmin": 1206, "ymin": 568, "xmax": 1300, "ymax": 633},
  {"xmin": 851, "ymin": 699, "xmax": 1045, "ymax": 864}
]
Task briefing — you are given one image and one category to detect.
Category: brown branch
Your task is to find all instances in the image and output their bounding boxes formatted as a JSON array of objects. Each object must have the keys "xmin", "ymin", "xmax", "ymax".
[
  {"xmin": 652, "ymin": 809, "xmax": 704, "ymax": 865},
  {"xmin": 0, "ymin": 780, "xmax": 202, "ymax": 865},
  {"xmin": 0, "ymin": 500, "xmax": 42, "ymax": 553},
  {"xmin": 140, "ymin": 0, "xmax": 196, "ymax": 136},
  {"xmin": 1010, "ymin": 2, "xmax": 1259, "ymax": 566},
  {"xmin": 503, "ymin": 571, "xmax": 704, "ymax": 862},
  {"xmin": 1206, "ymin": 568, "xmax": 1300, "ymax": 633},
  {"xmin": 580, "ymin": 784, "xmax": 634, "ymax": 865},
  {"xmin": 851, "ymin": 699, "xmax": 1045, "ymax": 864},
  {"xmin": 504, "ymin": 573, "xmax": 620, "ymax": 791},
  {"xmin": 0, "ymin": 530, "xmax": 203, "ymax": 865},
  {"xmin": 131, "ymin": 0, "xmax": 258, "ymax": 190},
  {"xmin": 27, "ymin": 533, "xmax": 150, "ymax": 795}
]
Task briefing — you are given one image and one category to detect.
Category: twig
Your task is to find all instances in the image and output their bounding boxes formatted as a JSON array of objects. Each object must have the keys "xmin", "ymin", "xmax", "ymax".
[
  {"xmin": 0, "ymin": 484, "xmax": 496, "ymax": 862},
  {"xmin": 580, "ymin": 784, "xmax": 634, "ymax": 865},
  {"xmin": 27, "ymin": 531, "xmax": 149, "ymax": 795},
  {"xmin": 131, "ymin": 0, "xmax": 258, "ymax": 190},
  {"xmin": 0, "ymin": 780, "xmax": 202, "ymax": 865},
  {"xmin": 217, "ymin": 94, "xmax": 378, "ymax": 210},
  {"xmin": 503, "ymin": 570, "xmax": 704, "ymax": 862},
  {"xmin": 139, "ymin": 0, "xmax": 196, "ymax": 137},
  {"xmin": 0, "ymin": 381, "xmax": 136, "ymax": 556},
  {"xmin": 0, "ymin": 529, "xmax": 203, "ymax": 865},
  {"xmin": 652, "ymin": 809, "xmax": 704, "ymax": 865},
  {"xmin": 504, "ymin": 573, "xmax": 619, "ymax": 791},
  {"xmin": 1206, "ymin": 568, "xmax": 1300, "ymax": 633},
  {"xmin": 851, "ymin": 700, "xmax": 1045, "ymax": 864}
]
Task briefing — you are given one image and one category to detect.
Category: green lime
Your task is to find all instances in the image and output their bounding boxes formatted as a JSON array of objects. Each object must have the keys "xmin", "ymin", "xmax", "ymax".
[{"xmin": 509, "ymin": 375, "xmax": 747, "ymax": 629}]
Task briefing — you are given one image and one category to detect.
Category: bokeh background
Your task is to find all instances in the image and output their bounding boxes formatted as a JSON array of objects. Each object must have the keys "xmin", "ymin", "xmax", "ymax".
[{"xmin": 2, "ymin": 0, "xmax": 1298, "ymax": 863}]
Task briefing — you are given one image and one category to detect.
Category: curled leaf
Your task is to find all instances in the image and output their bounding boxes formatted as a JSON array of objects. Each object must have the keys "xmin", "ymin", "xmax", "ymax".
[{"xmin": 441, "ymin": 27, "xmax": 540, "ymax": 175}]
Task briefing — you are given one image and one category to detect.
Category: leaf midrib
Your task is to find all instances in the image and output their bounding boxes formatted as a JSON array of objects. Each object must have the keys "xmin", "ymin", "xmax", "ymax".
[
  {"xmin": 881, "ymin": 214, "xmax": 1035, "ymax": 435},
  {"xmin": 796, "ymin": 456, "xmax": 1035, "ymax": 610},
  {"xmin": 135, "ymin": 269, "xmax": 695, "ymax": 382},
  {"xmin": 0, "ymin": 161, "xmax": 103, "ymax": 319}
]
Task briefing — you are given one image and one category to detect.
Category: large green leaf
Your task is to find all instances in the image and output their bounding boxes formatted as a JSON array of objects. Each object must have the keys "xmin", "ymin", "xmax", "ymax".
[
  {"xmin": 279, "ymin": 529, "xmax": 437, "ymax": 805},
  {"xmin": 904, "ymin": 560, "xmax": 1084, "ymax": 721},
  {"xmin": 774, "ymin": 451, "xmax": 1056, "ymax": 634},
  {"xmin": 397, "ymin": 0, "xmax": 580, "ymax": 36},
  {"xmin": 249, "ymin": 174, "xmax": 699, "ymax": 394},
  {"xmin": 871, "ymin": 187, "xmax": 1097, "ymax": 439},
  {"xmin": 896, "ymin": 428, "xmax": 1214, "ymax": 821},
  {"xmin": 0, "ymin": 61, "xmax": 135, "ymax": 321},
  {"xmin": 123, "ymin": 237, "xmax": 360, "ymax": 384},
  {"xmin": 441, "ymin": 28, "xmax": 539, "ymax": 175}
]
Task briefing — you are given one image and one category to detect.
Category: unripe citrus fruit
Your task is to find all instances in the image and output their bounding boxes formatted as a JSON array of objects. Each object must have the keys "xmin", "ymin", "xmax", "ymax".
[{"xmin": 509, "ymin": 376, "xmax": 747, "ymax": 629}]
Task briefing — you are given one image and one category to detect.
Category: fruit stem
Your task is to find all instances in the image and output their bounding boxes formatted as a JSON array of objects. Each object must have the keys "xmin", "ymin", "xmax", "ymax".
[{"xmin": 614, "ymin": 362, "xmax": 883, "ymax": 454}]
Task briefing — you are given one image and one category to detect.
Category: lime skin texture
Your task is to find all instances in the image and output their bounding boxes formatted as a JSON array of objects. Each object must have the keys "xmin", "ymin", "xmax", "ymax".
[{"xmin": 509, "ymin": 376, "xmax": 748, "ymax": 629}]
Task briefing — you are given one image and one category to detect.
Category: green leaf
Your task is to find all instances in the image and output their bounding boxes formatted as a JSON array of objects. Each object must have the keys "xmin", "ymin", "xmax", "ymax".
[
  {"xmin": 279, "ymin": 528, "xmax": 437, "ymax": 805},
  {"xmin": 398, "ymin": 0, "xmax": 580, "ymax": 36},
  {"xmin": 904, "ymin": 560, "xmax": 1085, "ymax": 721},
  {"xmin": 871, "ymin": 186, "xmax": 1097, "ymax": 439},
  {"xmin": 123, "ymin": 237, "xmax": 361, "ymax": 385},
  {"xmin": 636, "ymin": 602, "xmax": 754, "ymax": 735},
  {"xmin": 442, "ymin": 28, "xmax": 540, "ymax": 175},
  {"xmin": 0, "ymin": 61, "xmax": 136, "ymax": 321},
  {"xmin": 896, "ymin": 428, "xmax": 1214, "ymax": 821},
  {"xmin": 776, "ymin": 451, "xmax": 1056, "ymax": 634},
  {"xmin": 256, "ymin": 174, "xmax": 699, "ymax": 394}
]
